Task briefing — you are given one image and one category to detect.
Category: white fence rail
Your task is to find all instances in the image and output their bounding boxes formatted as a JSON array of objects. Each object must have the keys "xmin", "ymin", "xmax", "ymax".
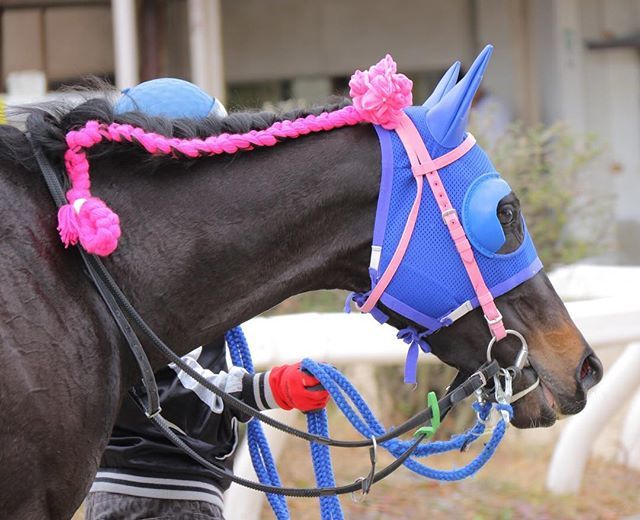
[
  {"xmin": 224, "ymin": 266, "xmax": 640, "ymax": 516},
  {"xmin": 546, "ymin": 343, "xmax": 640, "ymax": 494},
  {"xmin": 545, "ymin": 266, "xmax": 640, "ymax": 494}
]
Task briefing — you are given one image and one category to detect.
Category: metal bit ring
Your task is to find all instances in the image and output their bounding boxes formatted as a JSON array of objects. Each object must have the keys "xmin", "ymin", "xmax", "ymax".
[{"xmin": 486, "ymin": 329, "xmax": 529, "ymax": 371}]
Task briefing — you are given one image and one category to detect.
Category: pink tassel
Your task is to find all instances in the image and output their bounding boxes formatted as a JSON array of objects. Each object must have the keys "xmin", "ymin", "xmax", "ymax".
[
  {"xmin": 76, "ymin": 198, "xmax": 121, "ymax": 256},
  {"xmin": 57, "ymin": 204, "xmax": 80, "ymax": 247}
]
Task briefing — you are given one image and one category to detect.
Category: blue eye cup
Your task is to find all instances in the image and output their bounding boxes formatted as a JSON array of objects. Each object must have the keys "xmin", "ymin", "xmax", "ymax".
[{"xmin": 462, "ymin": 172, "xmax": 512, "ymax": 257}]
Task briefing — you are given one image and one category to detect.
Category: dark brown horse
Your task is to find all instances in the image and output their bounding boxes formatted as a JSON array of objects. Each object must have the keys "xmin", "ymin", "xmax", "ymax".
[{"xmin": 0, "ymin": 90, "xmax": 601, "ymax": 518}]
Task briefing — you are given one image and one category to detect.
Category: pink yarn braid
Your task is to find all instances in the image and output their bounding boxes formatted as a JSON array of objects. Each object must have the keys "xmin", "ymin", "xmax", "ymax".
[{"xmin": 58, "ymin": 54, "xmax": 412, "ymax": 256}]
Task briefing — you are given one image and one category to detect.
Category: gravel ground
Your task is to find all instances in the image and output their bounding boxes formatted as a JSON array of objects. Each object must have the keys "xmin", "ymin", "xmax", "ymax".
[
  {"xmin": 261, "ymin": 412, "xmax": 640, "ymax": 520},
  {"xmin": 71, "ymin": 404, "xmax": 639, "ymax": 520}
]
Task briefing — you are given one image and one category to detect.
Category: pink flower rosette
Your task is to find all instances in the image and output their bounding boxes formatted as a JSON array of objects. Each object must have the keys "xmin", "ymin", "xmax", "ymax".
[{"xmin": 348, "ymin": 54, "xmax": 413, "ymax": 129}]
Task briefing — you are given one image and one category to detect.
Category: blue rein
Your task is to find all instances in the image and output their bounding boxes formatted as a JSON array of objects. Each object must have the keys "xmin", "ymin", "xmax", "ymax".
[{"xmin": 226, "ymin": 326, "xmax": 512, "ymax": 520}]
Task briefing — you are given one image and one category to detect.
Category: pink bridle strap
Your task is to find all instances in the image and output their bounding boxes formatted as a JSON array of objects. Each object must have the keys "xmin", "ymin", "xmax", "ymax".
[{"xmin": 360, "ymin": 113, "xmax": 506, "ymax": 341}]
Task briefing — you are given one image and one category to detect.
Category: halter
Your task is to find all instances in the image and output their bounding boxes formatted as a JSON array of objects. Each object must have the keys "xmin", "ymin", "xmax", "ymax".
[
  {"xmin": 353, "ymin": 114, "xmax": 505, "ymax": 383},
  {"xmin": 345, "ymin": 103, "xmax": 542, "ymax": 385}
]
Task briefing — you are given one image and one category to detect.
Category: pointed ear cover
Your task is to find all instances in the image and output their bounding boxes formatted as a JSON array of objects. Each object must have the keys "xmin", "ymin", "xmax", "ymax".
[
  {"xmin": 426, "ymin": 45, "xmax": 493, "ymax": 148},
  {"xmin": 423, "ymin": 61, "xmax": 460, "ymax": 109}
]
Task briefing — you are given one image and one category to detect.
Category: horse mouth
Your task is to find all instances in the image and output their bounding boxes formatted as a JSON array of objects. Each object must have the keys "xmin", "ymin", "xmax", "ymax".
[
  {"xmin": 511, "ymin": 352, "xmax": 596, "ymax": 428},
  {"xmin": 538, "ymin": 379, "xmax": 573, "ymax": 421},
  {"xmin": 510, "ymin": 366, "xmax": 560, "ymax": 428},
  {"xmin": 541, "ymin": 381, "xmax": 557, "ymax": 411}
]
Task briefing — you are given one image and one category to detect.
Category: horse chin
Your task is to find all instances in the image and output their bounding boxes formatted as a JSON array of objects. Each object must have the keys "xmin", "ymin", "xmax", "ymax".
[
  {"xmin": 509, "ymin": 368, "xmax": 559, "ymax": 429},
  {"xmin": 510, "ymin": 386, "xmax": 558, "ymax": 428}
]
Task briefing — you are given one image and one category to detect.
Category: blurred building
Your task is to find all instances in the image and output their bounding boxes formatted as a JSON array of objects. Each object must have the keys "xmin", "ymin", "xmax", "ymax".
[{"xmin": 1, "ymin": 0, "xmax": 639, "ymax": 261}]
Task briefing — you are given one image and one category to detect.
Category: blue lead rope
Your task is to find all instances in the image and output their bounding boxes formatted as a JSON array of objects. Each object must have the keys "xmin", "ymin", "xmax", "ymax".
[
  {"xmin": 307, "ymin": 410, "xmax": 344, "ymax": 520},
  {"xmin": 225, "ymin": 327, "xmax": 290, "ymax": 519},
  {"xmin": 226, "ymin": 326, "xmax": 512, "ymax": 520},
  {"xmin": 300, "ymin": 359, "xmax": 512, "ymax": 483}
]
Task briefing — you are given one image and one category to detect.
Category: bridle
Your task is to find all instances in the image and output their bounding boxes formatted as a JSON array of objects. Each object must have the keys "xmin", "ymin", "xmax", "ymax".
[
  {"xmin": 356, "ymin": 112, "xmax": 539, "ymax": 394},
  {"xmin": 360, "ymin": 116, "xmax": 506, "ymax": 332},
  {"xmin": 26, "ymin": 111, "xmax": 533, "ymax": 498}
]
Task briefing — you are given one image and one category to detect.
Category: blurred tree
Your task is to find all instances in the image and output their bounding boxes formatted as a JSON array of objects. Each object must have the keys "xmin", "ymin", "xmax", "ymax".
[{"xmin": 477, "ymin": 121, "xmax": 608, "ymax": 268}]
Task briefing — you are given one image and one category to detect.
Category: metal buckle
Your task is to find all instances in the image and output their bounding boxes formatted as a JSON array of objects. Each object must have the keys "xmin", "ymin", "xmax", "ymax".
[
  {"xmin": 493, "ymin": 369, "xmax": 513, "ymax": 423},
  {"xmin": 351, "ymin": 436, "xmax": 377, "ymax": 501},
  {"xmin": 441, "ymin": 208, "xmax": 457, "ymax": 223},
  {"xmin": 484, "ymin": 311, "xmax": 504, "ymax": 327},
  {"xmin": 470, "ymin": 369, "xmax": 488, "ymax": 389}
]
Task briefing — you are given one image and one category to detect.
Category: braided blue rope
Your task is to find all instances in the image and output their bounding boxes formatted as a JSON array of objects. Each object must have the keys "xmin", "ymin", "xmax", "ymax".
[
  {"xmin": 225, "ymin": 328, "xmax": 511, "ymax": 520},
  {"xmin": 225, "ymin": 327, "xmax": 289, "ymax": 520},
  {"xmin": 307, "ymin": 410, "xmax": 344, "ymax": 520},
  {"xmin": 301, "ymin": 358, "xmax": 512, "ymax": 481}
]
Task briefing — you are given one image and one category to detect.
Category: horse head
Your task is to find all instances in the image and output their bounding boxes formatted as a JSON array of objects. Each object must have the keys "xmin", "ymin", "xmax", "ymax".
[{"xmin": 353, "ymin": 45, "xmax": 603, "ymax": 428}]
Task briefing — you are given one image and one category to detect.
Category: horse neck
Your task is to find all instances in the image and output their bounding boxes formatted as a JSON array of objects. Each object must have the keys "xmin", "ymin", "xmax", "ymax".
[{"xmin": 96, "ymin": 123, "xmax": 380, "ymax": 377}]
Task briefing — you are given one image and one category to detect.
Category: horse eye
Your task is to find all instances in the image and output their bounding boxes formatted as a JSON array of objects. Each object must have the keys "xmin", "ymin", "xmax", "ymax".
[{"xmin": 498, "ymin": 207, "xmax": 515, "ymax": 225}]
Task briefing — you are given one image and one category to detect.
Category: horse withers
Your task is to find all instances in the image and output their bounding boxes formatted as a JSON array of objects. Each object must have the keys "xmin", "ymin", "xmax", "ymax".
[{"xmin": 0, "ymin": 47, "xmax": 601, "ymax": 518}]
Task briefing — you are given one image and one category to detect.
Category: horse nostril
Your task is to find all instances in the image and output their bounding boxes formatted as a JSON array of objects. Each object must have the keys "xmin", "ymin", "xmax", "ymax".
[{"xmin": 578, "ymin": 353, "xmax": 603, "ymax": 391}]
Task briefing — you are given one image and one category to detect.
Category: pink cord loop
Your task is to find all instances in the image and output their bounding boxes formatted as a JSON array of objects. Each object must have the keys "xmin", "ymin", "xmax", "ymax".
[
  {"xmin": 75, "ymin": 198, "xmax": 121, "ymax": 256},
  {"xmin": 57, "ymin": 197, "xmax": 121, "ymax": 255}
]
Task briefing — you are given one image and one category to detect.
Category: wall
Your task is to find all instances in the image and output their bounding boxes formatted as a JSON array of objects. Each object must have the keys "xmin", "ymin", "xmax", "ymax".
[
  {"xmin": 2, "ymin": 5, "xmax": 114, "ymax": 86},
  {"xmin": 44, "ymin": 5, "xmax": 114, "ymax": 83},
  {"xmin": 581, "ymin": 0, "xmax": 640, "ymax": 263},
  {"xmin": 2, "ymin": 9, "xmax": 44, "ymax": 79},
  {"xmin": 529, "ymin": 0, "xmax": 640, "ymax": 262},
  {"xmin": 221, "ymin": 0, "xmax": 474, "ymax": 83}
]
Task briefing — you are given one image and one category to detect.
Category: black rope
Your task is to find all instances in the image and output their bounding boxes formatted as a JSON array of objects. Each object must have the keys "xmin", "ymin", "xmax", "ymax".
[
  {"xmin": 26, "ymin": 119, "xmax": 162, "ymax": 416},
  {"xmin": 126, "ymin": 389, "xmax": 427, "ymax": 498},
  {"xmin": 82, "ymin": 246, "xmax": 499, "ymax": 447}
]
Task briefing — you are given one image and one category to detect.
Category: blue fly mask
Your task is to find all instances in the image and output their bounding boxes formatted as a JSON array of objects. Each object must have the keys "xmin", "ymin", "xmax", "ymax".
[{"xmin": 349, "ymin": 46, "xmax": 541, "ymax": 382}]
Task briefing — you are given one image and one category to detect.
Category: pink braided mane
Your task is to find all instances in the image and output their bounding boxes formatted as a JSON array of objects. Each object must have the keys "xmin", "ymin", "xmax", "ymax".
[{"xmin": 59, "ymin": 54, "xmax": 412, "ymax": 256}]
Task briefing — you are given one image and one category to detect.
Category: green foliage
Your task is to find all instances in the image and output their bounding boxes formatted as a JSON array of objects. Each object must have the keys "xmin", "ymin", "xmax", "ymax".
[{"xmin": 473, "ymin": 121, "xmax": 607, "ymax": 268}]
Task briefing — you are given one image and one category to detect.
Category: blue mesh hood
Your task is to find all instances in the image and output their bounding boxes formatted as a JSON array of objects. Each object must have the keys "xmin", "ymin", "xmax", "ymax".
[{"xmin": 370, "ymin": 106, "xmax": 541, "ymax": 331}]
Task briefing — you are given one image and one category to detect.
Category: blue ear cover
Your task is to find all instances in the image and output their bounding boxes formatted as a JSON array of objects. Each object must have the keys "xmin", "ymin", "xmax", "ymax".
[
  {"xmin": 462, "ymin": 172, "xmax": 512, "ymax": 256},
  {"xmin": 114, "ymin": 77, "xmax": 226, "ymax": 119},
  {"xmin": 426, "ymin": 45, "xmax": 493, "ymax": 148},
  {"xmin": 422, "ymin": 61, "xmax": 460, "ymax": 109}
]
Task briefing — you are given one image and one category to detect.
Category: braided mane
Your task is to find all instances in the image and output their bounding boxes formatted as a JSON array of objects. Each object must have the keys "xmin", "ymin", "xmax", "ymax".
[
  {"xmin": 46, "ymin": 54, "xmax": 413, "ymax": 256},
  {"xmin": 11, "ymin": 96, "xmax": 352, "ymax": 161}
]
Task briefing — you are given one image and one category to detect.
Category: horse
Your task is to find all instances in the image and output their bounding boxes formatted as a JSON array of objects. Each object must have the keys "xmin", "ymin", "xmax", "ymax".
[{"xmin": 0, "ymin": 48, "xmax": 602, "ymax": 519}]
